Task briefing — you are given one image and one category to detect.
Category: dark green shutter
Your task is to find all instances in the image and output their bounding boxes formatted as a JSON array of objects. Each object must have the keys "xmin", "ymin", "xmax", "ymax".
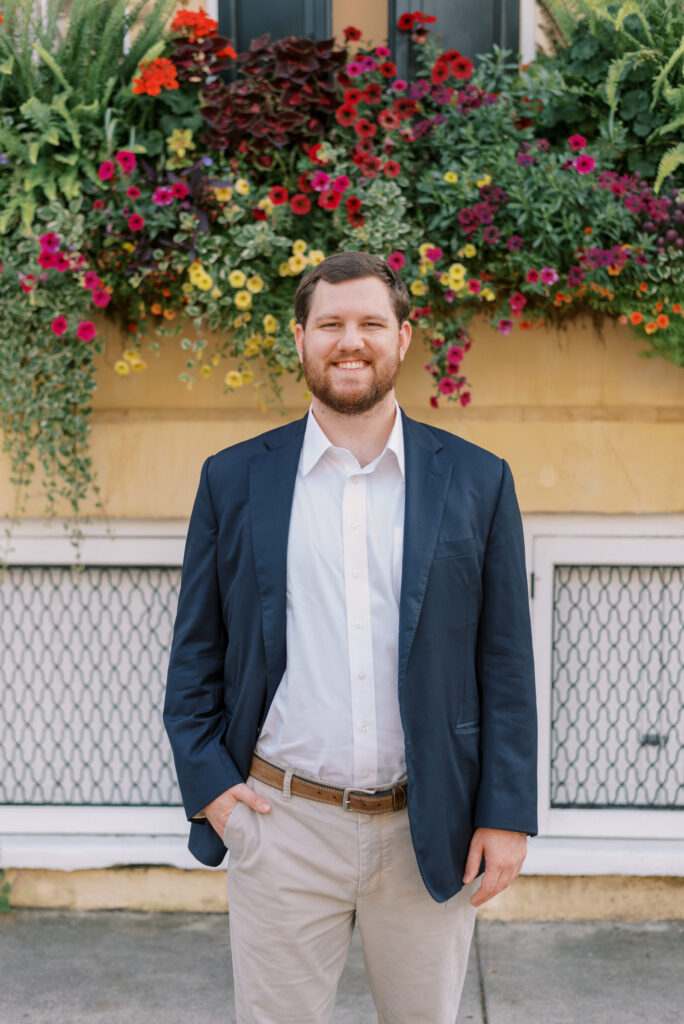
[{"xmin": 218, "ymin": 0, "xmax": 332, "ymax": 51}]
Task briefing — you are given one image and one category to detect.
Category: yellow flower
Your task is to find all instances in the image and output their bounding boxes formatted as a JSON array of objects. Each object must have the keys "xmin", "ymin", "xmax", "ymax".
[
  {"xmin": 123, "ymin": 348, "xmax": 141, "ymax": 363},
  {"xmin": 167, "ymin": 128, "xmax": 195, "ymax": 157},
  {"xmin": 189, "ymin": 263, "xmax": 206, "ymax": 284},
  {"xmin": 288, "ymin": 317, "xmax": 297, "ymax": 332},
  {"xmin": 211, "ymin": 354, "xmax": 221, "ymax": 366},
  {"xmin": 292, "ymin": 239, "xmax": 307, "ymax": 255},
  {"xmin": 462, "ymin": 244, "xmax": 477, "ymax": 259},
  {"xmin": 229, "ymin": 269, "xmax": 246, "ymax": 288},
  {"xmin": 234, "ymin": 289, "xmax": 252, "ymax": 310},
  {"xmin": 308, "ymin": 249, "xmax": 325, "ymax": 266},
  {"xmin": 234, "ymin": 178, "xmax": 250, "ymax": 196},
  {"xmin": 288, "ymin": 254, "xmax": 307, "ymax": 274},
  {"xmin": 410, "ymin": 279, "xmax": 427, "ymax": 296},
  {"xmin": 481, "ymin": 287, "xmax": 495, "ymax": 301},
  {"xmin": 278, "ymin": 262, "xmax": 291, "ymax": 277},
  {"xmin": 418, "ymin": 260, "xmax": 432, "ymax": 277},
  {"xmin": 122, "ymin": 242, "xmax": 136, "ymax": 253},
  {"xmin": 247, "ymin": 275, "xmax": 264, "ymax": 293},
  {"xmin": 452, "ymin": 277, "xmax": 467, "ymax": 292},
  {"xmin": 443, "ymin": 170, "xmax": 458, "ymax": 184},
  {"xmin": 225, "ymin": 370, "xmax": 244, "ymax": 388},
  {"xmin": 196, "ymin": 273, "xmax": 213, "ymax": 291},
  {"xmin": 243, "ymin": 312, "xmax": 251, "ymax": 321},
  {"xmin": 214, "ymin": 187, "xmax": 233, "ymax": 202},
  {"xmin": 211, "ymin": 287, "xmax": 222, "ymax": 299},
  {"xmin": 200, "ymin": 365, "xmax": 213, "ymax": 378},
  {"xmin": 114, "ymin": 360, "xmax": 130, "ymax": 376},
  {"xmin": 244, "ymin": 338, "xmax": 262, "ymax": 357},
  {"xmin": 182, "ymin": 281, "xmax": 193, "ymax": 294},
  {"xmin": 130, "ymin": 358, "xmax": 147, "ymax": 372},
  {"xmin": 476, "ymin": 173, "xmax": 492, "ymax": 187},
  {"xmin": 241, "ymin": 368, "xmax": 254, "ymax": 384},
  {"xmin": 263, "ymin": 314, "xmax": 278, "ymax": 333},
  {"xmin": 449, "ymin": 262, "xmax": 466, "ymax": 279},
  {"xmin": 163, "ymin": 309, "xmax": 176, "ymax": 320}
]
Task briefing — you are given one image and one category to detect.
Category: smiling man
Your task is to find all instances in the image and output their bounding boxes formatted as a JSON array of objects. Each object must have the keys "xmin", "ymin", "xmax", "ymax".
[{"xmin": 164, "ymin": 251, "xmax": 538, "ymax": 1024}]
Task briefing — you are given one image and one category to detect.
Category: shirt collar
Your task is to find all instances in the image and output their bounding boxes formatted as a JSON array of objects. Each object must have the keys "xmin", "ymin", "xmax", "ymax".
[{"xmin": 301, "ymin": 401, "xmax": 405, "ymax": 479}]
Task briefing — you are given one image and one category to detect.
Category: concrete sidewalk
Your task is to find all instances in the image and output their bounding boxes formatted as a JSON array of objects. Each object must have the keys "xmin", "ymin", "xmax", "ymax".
[{"xmin": 2, "ymin": 910, "xmax": 682, "ymax": 1023}]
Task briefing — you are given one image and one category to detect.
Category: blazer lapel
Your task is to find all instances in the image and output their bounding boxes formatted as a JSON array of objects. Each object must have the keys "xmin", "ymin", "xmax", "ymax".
[
  {"xmin": 399, "ymin": 410, "xmax": 453, "ymax": 685},
  {"xmin": 249, "ymin": 414, "xmax": 307, "ymax": 700}
]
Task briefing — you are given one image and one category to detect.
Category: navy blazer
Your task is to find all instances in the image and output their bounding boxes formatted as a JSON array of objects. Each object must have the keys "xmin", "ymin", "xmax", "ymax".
[{"xmin": 164, "ymin": 409, "xmax": 538, "ymax": 903}]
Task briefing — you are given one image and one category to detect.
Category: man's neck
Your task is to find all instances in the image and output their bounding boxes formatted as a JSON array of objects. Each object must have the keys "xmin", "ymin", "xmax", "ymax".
[{"xmin": 311, "ymin": 392, "xmax": 398, "ymax": 467}]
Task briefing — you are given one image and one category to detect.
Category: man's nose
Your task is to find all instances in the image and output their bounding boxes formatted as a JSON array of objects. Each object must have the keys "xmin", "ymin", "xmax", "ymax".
[{"xmin": 336, "ymin": 323, "xmax": 366, "ymax": 351}]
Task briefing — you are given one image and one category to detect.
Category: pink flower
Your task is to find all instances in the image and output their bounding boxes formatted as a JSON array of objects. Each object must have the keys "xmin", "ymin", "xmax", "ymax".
[
  {"xmin": 387, "ymin": 251, "xmax": 406, "ymax": 271},
  {"xmin": 76, "ymin": 320, "xmax": 97, "ymax": 342},
  {"xmin": 426, "ymin": 246, "xmax": 443, "ymax": 263},
  {"xmin": 38, "ymin": 251, "xmax": 57, "ymax": 269},
  {"xmin": 98, "ymin": 160, "xmax": 116, "ymax": 181},
  {"xmin": 126, "ymin": 185, "xmax": 141, "ymax": 199},
  {"xmin": 171, "ymin": 182, "xmax": 189, "ymax": 199},
  {"xmin": 54, "ymin": 253, "xmax": 70, "ymax": 273},
  {"xmin": 115, "ymin": 150, "xmax": 137, "ymax": 174},
  {"xmin": 392, "ymin": 79, "xmax": 408, "ymax": 91},
  {"xmin": 311, "ymin": 170, "xmax": 331, "ymax": 192},
  {"xmin": 346, "ymin": 60, "xmax": 364, "ymax": 76},
  {"xmin": 568, "ymin": 134, "xmax": 587, "ymax": 151},
  {"xmin": 574, "ymin": 154, "xmax": 596, "ymax": 175},
  {"xmin": 152, "ymin": 186, "xmax": 174, "ymax": 205},
  {"xmin": 332, "ymin": 175, "xmax": 351, "ymax": 193},
  {"xmin": 460, "ymin": 392, "xmax": 471, "ymax": 407},
  {"xmin": 497, "ymin": 318, "xmax": 513, "ymax": 335},
  {"xmin": 375, "ymin": 46, "xmax": 391, "ymax": 58},
  {"xmin": 509, "ymin": 291, "xmax": 527, "ymax": 314},
  {"xmin": 438, "ymin": 377, "xmax": 457, "ymax": 395},
  {"xmin": 540, "ymin": 266, "xmax": 559, "ymax": 285},
  {"xmin": 444, "ymin": 289, "xmax": 455, "ymax": 303},
  {"xmin": 92, "ymin": 288, "xmax": 111, "ymax": 308},
  {"xmin": 128, "ymin": 214, "xmax": 145, "ymax": 231},
  {"xmin": 51, "ymin": 316, "xmax": 68, "ymax": 336},
  {"xmin": 93, "ymin": 199, "xmax": 105, "ymax": 210},
  {"xmin": 525, "ymin": 269, "xmax": 540, "ymax": 283},
  {"xmin": 467, "ymin": 279, "xmax": 481, "ymax": 294},
  {"xmin": 446, "ymin": 344, "xmax": 464, "ymax": 364},
  {"xmin": 84, "ymin": 271, "xmax": 102, "ymax": 290},
  {"xmin": 39, "ymin": 232, "xmax": 60, "ymax": 253}
]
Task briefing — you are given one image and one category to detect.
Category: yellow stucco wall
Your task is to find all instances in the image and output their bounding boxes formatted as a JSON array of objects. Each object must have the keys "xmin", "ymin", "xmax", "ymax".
[{"xmin": 2, "ymin": 316, "xmax": 683, "ymax": 519}]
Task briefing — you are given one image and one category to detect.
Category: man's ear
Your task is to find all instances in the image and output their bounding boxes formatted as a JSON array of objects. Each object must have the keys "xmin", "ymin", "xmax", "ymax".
[
  {"xmin": 294, "ymin": 323, "xmax": 304, "ymax": 364},
  {"xmin": 399, "ymin": 320, "xmax": 412, "ymax": 361}
]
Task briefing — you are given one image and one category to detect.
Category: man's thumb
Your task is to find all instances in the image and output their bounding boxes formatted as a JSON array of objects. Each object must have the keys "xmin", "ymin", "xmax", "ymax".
[
  {"xmin": 463, "ymin": 838, "xmax": 483, "ymax": 883},
  {"xmin": 242, "ymin": 787, "xmax": 271, "ymax": 814}
]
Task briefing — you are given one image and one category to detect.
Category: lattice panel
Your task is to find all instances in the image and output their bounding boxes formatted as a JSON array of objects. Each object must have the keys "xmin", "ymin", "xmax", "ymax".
[
  {"xmin": 550, "ymin": 565, "xmax": 684, "ymax": 808},
  {"xmin": 0, "ymin": 565, "xmax": 182, "ymax": 805}
]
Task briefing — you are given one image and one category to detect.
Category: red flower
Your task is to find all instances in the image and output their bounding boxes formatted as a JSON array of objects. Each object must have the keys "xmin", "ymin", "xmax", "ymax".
[
  {"xmin": 98, "ymin": 160, "xmax": 115, "ymax": 181},
  {"xmin": 383, "ymin": 160, "xmax": 401, "ymax": 178},
  {"xmin": 76, "ymin": 320, "xmax": 97, "ymax": 342},
  {"xmin": 51, "ymin": 316, "xmax": 68, "ymax": 336},
  {"xmin": 54, "ymin": 254, "xmax": 70, "ymax": 272},
  {"xmin": 430, "ymin": 62, "xmax": 450, "ymax": 85},
  {"xmin": 345, "ymin": 195, "xmax": 362, "ymax": 213},
  {"xmin": 115, "ymin": 150, "xmax": 136, "ymax": 174},
  {"xmin": 252, "ymin": 207, "xmax": 267, "ymax": 220},
  {"xmin": 290, "ymin": 193, "xmax": 312, "ymax": 215},
  {"xmin": 344, "ymin": 87, "xmax": 363, "ymax": 104},
  {"xmin": 439, "ymin": 50, "xmax": 462, "ymax": 62},
  {"xmin": 92, "ymin": 288, "xmax": 111, "ymax": 308},
  {"xmin": 268, "ymin": 185, "xmax": 289, "ymax": 205},
  {"xmin": 126, "ymin": 186, "xmax": 141, "ymax": 199},
  {"xmin": 415, "ymin": 12, "xmax": 437, "ymax": 23},
  {"xmin": 336, "ymin": 104, "xmax": 358, "ymax": 126},
  {"xmin": 217, "ymin": 45, "xmax": 237, "ymax": 58},
  {"xmin": 378, "ymin": 61, "xmax": 397, "ymax": 77},
  {"xmin": 128, "ymin": 214, "xmax": 145, "ymax": 231},
  {"xmin": 359, "ymin": 155, "xmax": 382, "ymax": 178},
  {"xmin": 308, "ymin": 142, "xmax": 329, "ymax": 165},
  {"xmin": 171, "ymin": 182, "xmax": 189, "ymax": 199},
  {"xmin": 378, "ymin": 108, "xmax": 401, "ymax": 129},
  {"xmin": 343, "ymin": 25, "xmax": 362, "ymax": 40},
  {"xmin": 20, "ymin": 274, "xmax": 37, "ymax": 293},
  {"xmin": 574, "ymin": 154, "xmax": 596, "ymax": 175},
  {"xmin": 397, "ymin": 13, "xmax": 416, "ymax": 30},
  {"xmin": 362, "ymin": 83, "xmax": 382, "ymax": 104},
  {"xmin": 451, "ymin": 55, "xmax": 474, "ymax": 79},
  {"xmin": 297, "ymin": 172, "xmax": 314, "ymax": 194},
  {"xmin": 318, "ymin": 188, "xmax": 342, "ymax": 210},
  {"xmin": 93, "ymin": 199, "xmax": 105, "ymax": 210},
  {"xmin": 393, "ymin": 97, "xmax": 418, "ymax": 118},
  {"xmin": 38, "ymin": 251, "xmax": 57, "ymax": 269},
  {"xmin": 347, "ymin": 210, "xmax": 365, "ymax": 228},
  {"xmin": 354, "ymin": 118, "xmax": 377, "ymax": 138},
  {"xmin": 460, "ymin": 392, "xmax": 471, "ymax": 407}
]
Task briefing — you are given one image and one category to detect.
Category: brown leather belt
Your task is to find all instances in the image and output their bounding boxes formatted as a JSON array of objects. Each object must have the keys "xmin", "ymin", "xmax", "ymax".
[{"xmin": 250, "ymin": 753, "xmax": 408, "ymax": 814}]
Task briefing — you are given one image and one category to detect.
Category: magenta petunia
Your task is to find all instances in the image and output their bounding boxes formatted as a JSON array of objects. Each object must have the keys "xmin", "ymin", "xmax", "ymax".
[
  {"xmin": 54, "ymin": 253, "xmax": 70, "ymax": 272},
  {"xmin": 568, "ymin": 134, "xmax": 587, "ymax": 151},
  {"xmin": 76, "ymin": 320, "xmax": 97, "ymax": 342},
  {"xmin": 426, "ymin": 246, "xmax": 443, "ymax": 262},
  {"xmin": 467, "ymin": 279, "xmax": 481, "ymax": 294},
  {"xmin": 39, "ymin": 232, "xmax": 60, "ymax": 253},
  {"xmin": 507, "ymin": 235, "xmax": 524, "ymax": 252},
  {"xmin": 375, "ymin": 46, "xmax": 391, "ymax": 58},
  {"xmin": 38, "ymin": 251, "xmax": 57, "ymax": 269},
  {"xmin": 92, "ymin": 288, "xmax": 111, "ymax": 308},
  {"xmin": 574, "ymin": 154, "xmax": 596, "ymax": 175},
  {"xmin": 392, "ymin": 79, "xmax": 408, "ymax": 91},
  {"xmin": 540, "ymin": 266, "xmax": 559, "ymax": 285},
  {"xmin": 128, "ymin": 214, "xmax": 145, "ymax": 231},
  {"xmin": 152, "ymin": 187, "xmax": 174, "ymax": 205},
  {"xmin": 93, "ymin": 199, "xmax": 105, "ymax": 210},
  {"xmin": 311, "ymin": 170, "xmax": 331, "ymax": 192},
  {"xmin": 115, "ymin": 150, "xmax": 136, "ymax": 174},
  {"xmin": 51, "ymin": 316, "xmax": 68, "ymax": 336},
  {"xmin": 171, "ymin": 182, "xmax": 189, "ymax": 199},
  {"xmin": 497, "ymin": 318, "xmax": 513, "ymax": 335},
  {"xmin": 509, "ymin": 291, "xmax": 527, "ymax": 314},
  {"xmin": 387, "ymin": 251, "xmax": 406, "ymax": 271},
  {"xmin": 446, "ymin": 344, "xmax": 464, "ymax": 364},
  {"xmin": 332, "ymin": 175, "xmax": 351, "ymax": 193},
  {"xmin": 126, "ymin": 185, "xmax": 141, "ymax": 199},
  {"xmin": 438, "ymin": 377, "xmax": 457, "ymax": 395},
  {"xmin": 84, "ymin": 271, "xmax": 102, "ymax": 290},
  {"xmin": 460, "ymin": 392, "xmax": 471, "ymax": 407},
  {"xmin": 98, "ymin": 160, "xmax": 116, "ymax": 181},
  {"xmin": 526, "ymin": 269, "xmax": 540, "ymax": 283},
  {"xmin": 346, "ymin": 60, "xmax": 364, "ymax": 77}
]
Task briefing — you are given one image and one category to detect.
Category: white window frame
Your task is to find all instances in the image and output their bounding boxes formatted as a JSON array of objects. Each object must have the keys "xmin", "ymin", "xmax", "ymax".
[{"xmin": 523, "ymin": 514, "xmax": 684, "ymax": 876}]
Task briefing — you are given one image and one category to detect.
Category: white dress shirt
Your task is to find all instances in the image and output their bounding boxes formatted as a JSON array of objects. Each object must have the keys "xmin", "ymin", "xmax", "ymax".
[{"xmin": 254, "ymin": 402, "xmax": 407, "ymax": 788}]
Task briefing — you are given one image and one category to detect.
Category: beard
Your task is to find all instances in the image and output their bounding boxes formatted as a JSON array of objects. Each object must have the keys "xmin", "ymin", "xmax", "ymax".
[{"xmin": 300, "ymin": 342, "xmax": 402, "ymax": 415}]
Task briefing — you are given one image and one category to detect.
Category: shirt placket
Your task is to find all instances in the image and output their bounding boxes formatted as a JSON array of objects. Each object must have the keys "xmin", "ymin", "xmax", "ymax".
[{"xmin": 342, "ymin": 466, "xmax": 378, "ymax": 788}]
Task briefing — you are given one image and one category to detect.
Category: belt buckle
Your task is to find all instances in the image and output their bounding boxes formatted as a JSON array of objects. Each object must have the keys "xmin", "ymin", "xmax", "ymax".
[{"xmin": 342, "ymin": 786, "xmax": 379, "ymax": 811}]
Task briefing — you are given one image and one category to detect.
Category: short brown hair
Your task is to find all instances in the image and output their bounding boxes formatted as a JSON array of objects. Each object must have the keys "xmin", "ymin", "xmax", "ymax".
[{"xmin": 294, "ymin": 251, "xmax": 411, "ymax": 327}]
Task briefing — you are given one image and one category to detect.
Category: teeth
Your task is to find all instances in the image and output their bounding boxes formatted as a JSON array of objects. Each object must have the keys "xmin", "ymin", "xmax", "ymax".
[{"xmin": 335, "ymin": 360, "xmax": 367, "ymax": 369}]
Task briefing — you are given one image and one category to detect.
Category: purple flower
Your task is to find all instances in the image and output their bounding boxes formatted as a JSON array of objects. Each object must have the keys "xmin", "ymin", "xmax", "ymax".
[
  {"xmin": 506, "ymin": 235, "xmax": 524, "ymax": 252},
  {"xmin": 433, "ymin": 114, "xmax": 447, "ymax": 125},
  {"xmin": 482, "ymin": 225, "xmax": 500, "ymax": 244},
  {"xmin": 497, "ymin": 318, "xmax": 513, "ymax": 335},
  {"xmin": 409, "ymin": 79, "xmax": 431, "ymax": 99},
  {"xmin": 360, "ymin": 55, "xmax": 377, "ymax": 71},
  {"xmin": 516, "ymin": 153, "xmax": 535, "ymax": 166},
  {"xmin": 444, "ymin": 289, "xmax": 455, "ymax": 303},
  {"xmin": 536, "ymin": 138, "xmax": 550, "ymax": 152}
]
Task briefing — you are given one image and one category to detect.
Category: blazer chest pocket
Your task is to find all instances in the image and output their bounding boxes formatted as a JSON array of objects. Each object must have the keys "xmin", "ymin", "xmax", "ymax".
[{"xmin": 434, "ymin": 536, "xmax": 477, "ymax": 560}]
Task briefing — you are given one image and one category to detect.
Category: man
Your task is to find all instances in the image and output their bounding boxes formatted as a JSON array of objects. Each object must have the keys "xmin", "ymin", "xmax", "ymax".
[{"xmin": 164, "ymin": 251, "xmax": 537, "ymax": 1023}]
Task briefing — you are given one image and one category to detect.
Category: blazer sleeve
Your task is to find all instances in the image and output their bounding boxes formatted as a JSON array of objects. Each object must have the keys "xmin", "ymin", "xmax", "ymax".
[
  {"xmin": 164, "ymin": 455, "xmax": 244, "ymax": 820},
  {"xmin": 473, "ymin": 459, "xmax": 538, "ymax": 836}
]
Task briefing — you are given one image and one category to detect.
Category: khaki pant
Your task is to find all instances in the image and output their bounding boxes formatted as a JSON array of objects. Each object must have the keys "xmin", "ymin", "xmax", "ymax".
[{"xmin": 224, "ymin": 772, "xmax": 478, "ymax": 1024}]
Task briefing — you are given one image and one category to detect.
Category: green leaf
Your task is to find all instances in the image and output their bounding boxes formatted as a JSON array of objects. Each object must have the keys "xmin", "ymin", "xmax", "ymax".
[
  {"xmin": 27, "ymin": 141, "xmax": 40, "ymax": 165},
  {"xmin": 0, "ymin": 55, "xmax": 14, "ymax": 75},
  {"xmin": 54, "ymin": 152, "xmax": 79, "ymax": 166},
  {"xmin": 33, "ymin": 42, "xmax": 71, "ymax": 91},
  {"xmin": 614, "ymin": 2, "xmax": 653, "ymax": 44},
  {"xmin": 58, "ymin": 167, "xmax": 80, "ymax": 200},
  {"xmin": 651, "ymin": 39, "xmax": 684, "ymax": 108},
  {"xmin": 654, "ymin": 142, "xmax": 684, "ymax": 192}
]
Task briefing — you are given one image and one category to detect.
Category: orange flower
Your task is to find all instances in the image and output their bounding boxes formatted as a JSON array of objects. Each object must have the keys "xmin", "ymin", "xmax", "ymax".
[
  {"xmin": 655, "ymin": 300, "xmax": 663, "ymax": 312},
  {"xmin": 607, "ymin": 264, "xmax": 620, "ymax": 276},
  {"xmin": 644, "ymin": 321, "xmax": 657, "ymax": 334},
  {"xmin": 630, "ymin": 311, "xmax": 643, "ymax": 325},
  {"xmin": 657, "ymin": 314, "xmax": 669, "ymax": 328},
  {"xmin": 171, "ymin": 8, "xmax": 218, "ymax": 40},
  {"xmin": 639, "ymin": 282, "xmax": 648, "ymax": 292},
  {"xmin": 584, "ymin": 226, "xmax": 592, "ymax": 235},
  {"xmin": 150, "ymin": 302, "xmax": 163, "ymax": 315},
  {"xmin": 519, "ymin": 319, "xmax": 532, "ymax": 330},
  {"xmin": 673, "ymin": 303, "xmax": 682, "ymax": 314},
  {"xmin": 132, "ymin": 57, "xmax": 179, "ymax": 96}
]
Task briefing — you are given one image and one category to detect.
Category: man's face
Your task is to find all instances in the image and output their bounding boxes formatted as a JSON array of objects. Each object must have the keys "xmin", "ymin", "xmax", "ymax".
[{"xmin": 294, "ymin": 276, "xmax": 411, "ymax": 415}]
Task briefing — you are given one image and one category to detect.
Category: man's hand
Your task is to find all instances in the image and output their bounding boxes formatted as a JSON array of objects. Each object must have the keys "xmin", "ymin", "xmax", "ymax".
[
  {"xmin": 463, "ymin": 827, "xmax": 527, "ymax": 907},
  {"xmin": 203, "ymin": 783, "xmax": 271, "ymax": 839}
]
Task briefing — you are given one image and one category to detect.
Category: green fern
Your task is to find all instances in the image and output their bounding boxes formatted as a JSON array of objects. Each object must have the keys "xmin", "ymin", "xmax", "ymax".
[{"xmin": 654, "ymin": 142, "xmax": 684, "ymax": 193}]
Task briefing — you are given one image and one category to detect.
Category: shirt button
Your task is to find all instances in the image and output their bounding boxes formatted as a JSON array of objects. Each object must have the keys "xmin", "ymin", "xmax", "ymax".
[
  {"xmin": 352, "ymin": 569, "xmax": 361, "ymax": 578},
  {"xmin": 350, "ymin": 521, "xmax": 359, "ymax": 529},
  {"xmin": 360, "ymin": 724, "xmax": 369, "ymax": 732},
  {"xmin": 362, "ymin": 771, "xmax": 370, "ymax": 779},
  {"xmin": 358, "ymin": 671, "xmax": 366, "ymax": 680},
  {"xmin": 355, "ymin": 620, "xmax": 363, "ymax": 629}
]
